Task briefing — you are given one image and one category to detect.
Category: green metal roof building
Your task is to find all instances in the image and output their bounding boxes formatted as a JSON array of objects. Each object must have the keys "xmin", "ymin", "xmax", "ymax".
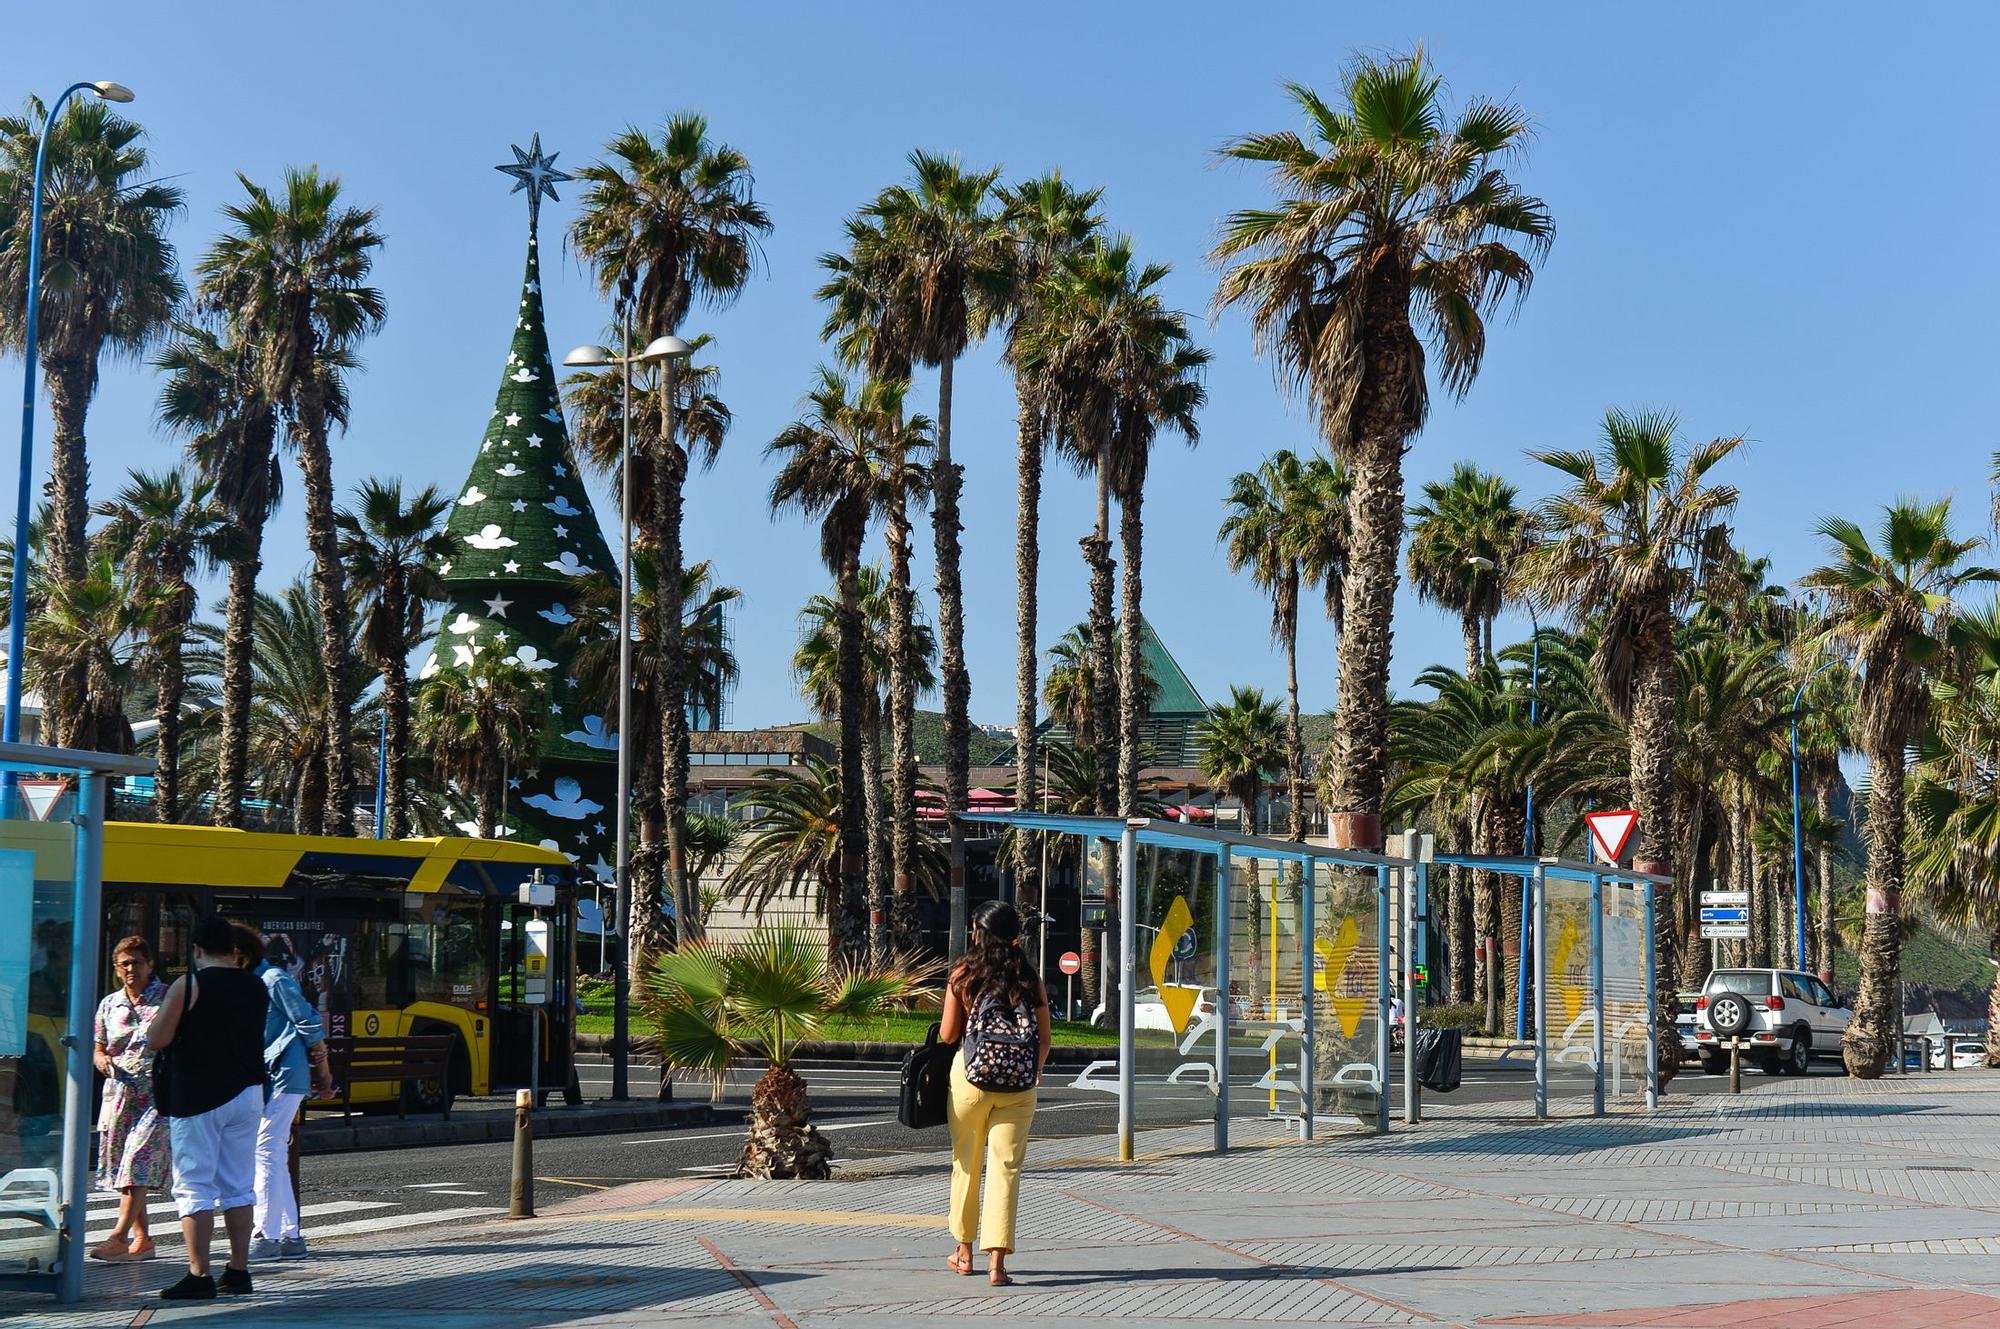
[{"xmin": 1035, "ymin": 616, "xmax": 1210, "ymax": 766}]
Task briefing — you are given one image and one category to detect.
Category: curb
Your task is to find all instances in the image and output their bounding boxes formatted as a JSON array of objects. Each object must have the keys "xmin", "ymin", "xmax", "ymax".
[
  {"xmin": 300, "ymin": 1100, "xmax": 717, "ymax": 1155},
  {"xmin": 577, "ymin": 1033, "xmax": 1117, "ymax": 1069}
]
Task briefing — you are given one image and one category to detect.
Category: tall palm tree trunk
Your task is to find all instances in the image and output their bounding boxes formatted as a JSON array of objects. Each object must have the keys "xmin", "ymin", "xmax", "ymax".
[
  {"xmin": 1815, "ymin": 779, "xmax": 1836, "ymax": 979},
  {"xmin": 383, "ymin": 647, "xmax": 412, "ymax": 839},
  {"xmin": 154, "ymin": 616, "xmax": 187, "ymax": 823},
  {"xmin": 1845, "ymin": 738, "xmax": 1906, "ymax": 1078},
  {"xmin": 1116, "ymin": 485, "xmax": 1145, "ymax": 816},
  {"xmin": 215, "ymin": 551, "xmax": 261, "ymax": 829},
  {"xmin": 932, "ymin": 356, "xmax": 972, "ymax": 956},
  {"xmin": 1985, "ymin": 930, "xmax": 2000, "ymax": 1069},
  {"xmin": 1085, "ymin": 467, "xmax": 1117, "ymax": 816},
  {"xmin": 1628, "ymin": 627, "xmax": 1681, "ymax": 1036},
  {"xmin": 1460, "ymin": 608, "xmax": 1481, "ymax": 680},
  {"xmin": 1451, "ymin": 815, "xmax": 1474, "ymax": 1004},
  {"xmin": 43, "ymin": 359, "xmax": 94, "ymax": 586},
  {"xmin": 1281, "ymin": 584, "xmax": 1303, "ymax": 841},
  {"xmin": 862, "ymin": 699, "xmax": 889, "ymax": 965},
  {"xmin": 1494, "ymin": 799, "xmax": 1525, "ymax": 1028},
  {"xmin": 294, "ymin": 406, "xmax": 357, "ymax": 836},
  {"xmin": 295, "ymin": 750, "xmax": 327, "ymax": 837},
  {"xmin": 886, "ymin": 493, "xmax": 921, "ymax": 951},
  {"xmin": 655, "ymin": 432, "xmax": 696, "ymax": 956},
  {"xmin": 634, "ymin": 752, "xmax": 666, "ymax": 956},
  {"xmin": 1013, "ymin": 395, "xmax": 1042, "ymax": 921},
  {"xmin": 833, "ymin": 532, "xmax": 870, "ymax": 962},
  {"xmin": 1327, "ymin": 427, "xmax": 1403, "ymax": 849}
]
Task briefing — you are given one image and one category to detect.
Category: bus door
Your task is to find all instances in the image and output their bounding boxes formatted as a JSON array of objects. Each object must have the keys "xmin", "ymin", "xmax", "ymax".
[{"xmin": 494, "ymin": 900, "xmax": 573, "ymax": 1093}]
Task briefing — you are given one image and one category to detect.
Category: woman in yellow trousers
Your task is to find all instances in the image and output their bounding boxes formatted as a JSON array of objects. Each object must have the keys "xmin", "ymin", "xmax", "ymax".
[{"xmin": 939, "ymin": 901, "xmax": 1052, "ymax": 1286}]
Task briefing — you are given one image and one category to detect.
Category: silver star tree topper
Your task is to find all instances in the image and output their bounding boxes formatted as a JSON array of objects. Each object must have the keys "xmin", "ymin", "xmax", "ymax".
[{"xmin": 496, "ymin": 133, "xmax": 572, "ymax": 236}]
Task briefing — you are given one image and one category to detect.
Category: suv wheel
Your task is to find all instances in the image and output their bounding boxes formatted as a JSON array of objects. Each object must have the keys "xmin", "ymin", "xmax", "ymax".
[
  {"xmin": 1706, "ymin": 992, "xmax": 1755, "ymax": 1039},
  {"xmin": 1782, "ymin": 1029, "xmax": 1811, "ymax": 1075}
]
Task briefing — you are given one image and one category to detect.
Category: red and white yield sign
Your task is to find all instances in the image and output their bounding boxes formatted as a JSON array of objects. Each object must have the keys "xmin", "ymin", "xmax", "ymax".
[
  {"xmin": 1057, "ymin": 951, "xmax": 1083, "ymax": 976},
  {"xmin": 1585, "ymin": 810, "xmax": 1639, "ymax": 865}
]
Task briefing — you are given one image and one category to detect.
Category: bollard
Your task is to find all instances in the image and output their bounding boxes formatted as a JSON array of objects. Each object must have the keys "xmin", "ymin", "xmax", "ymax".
[
  {"xmin": 1728, "ymin": 1037, "xmax": 1742, "ymax": 1094},
  {"xmin": 508, "ymin": 1089, "xmax": 534, "ymax": 1219}
]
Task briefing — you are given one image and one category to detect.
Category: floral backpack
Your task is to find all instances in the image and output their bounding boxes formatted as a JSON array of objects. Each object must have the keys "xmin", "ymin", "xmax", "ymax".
[{"xmin": 962, "ymin": 988, "xmax": 1038, "ymax": 1092}]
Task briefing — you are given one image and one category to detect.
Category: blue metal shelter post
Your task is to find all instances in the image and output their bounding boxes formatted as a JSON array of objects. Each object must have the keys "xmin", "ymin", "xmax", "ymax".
[
  {"xmin": 1213, "ymin": 843, "xmax": 1231, "ymax": 1153},
  {"xmin": 1375, "ymin": 864, "xmax": 1390, "ymax": 1136},
  {"xmin": 1532, "ymin": 861, "xmax": 1549, "ymax": 1119},
  {"xmin": 1298, "ymin": 854, "xmax": 1315, "ymax": 1140},
  {"xmin": 57, "ymin": 770, "xmax": 105, "ymax": 1301},
  {"xmin": 1643, "ymin": 881, "xmax": 1660, "ymax": 1109},
  {"xmin": 1590, "ymin": 870, "xmax": 1605, "ymax": 1116},
  {"xmin": 1117, "ymin": 821, "xmax": 1138, "ymax": 1162}
]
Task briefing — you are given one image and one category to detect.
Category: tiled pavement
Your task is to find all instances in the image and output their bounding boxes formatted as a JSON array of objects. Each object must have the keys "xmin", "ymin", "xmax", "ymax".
[{"xmin": 12, "ymin": 1073, "xmax": 2000, "ymax": 1328}]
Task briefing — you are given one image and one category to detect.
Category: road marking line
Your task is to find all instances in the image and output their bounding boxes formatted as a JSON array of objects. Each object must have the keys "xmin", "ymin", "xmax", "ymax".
[
  {"xmin": 563, "ymin": 1205, "xmax": 945, "ymax": 1229},
  {"xmin": 402, "ymin": 1182, "xmax": 471, "ymax": 1189},
  {"xmin": 304, "ymin": 1206, "xmax": 502, "ymax": 1241},
  {"xmin": 424, "ymin": 1190, "xmax": 488, "ymax": 1197},
  {"xmin": 536, "ymin": 1177, "xmax": 611, "ymax": 1190}
]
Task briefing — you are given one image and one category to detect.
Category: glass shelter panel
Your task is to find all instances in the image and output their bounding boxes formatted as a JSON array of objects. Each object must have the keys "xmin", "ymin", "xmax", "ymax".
[
  {"xmin": 1312, "ymin": 861, "xmax": 1383, "ymax": 1125},
  {"xmin": 1602, "ymin": 883, "xmax": 1651, "ymax": 1100},
  {"xmin": 1544, "ymin": 873, "xmax": 1600, "ymax": 1115},
  {"xmin": 0, "ymin": 806, "xmax": 83, "ymax": 1280},
  {"xmin": 1225, "ymin": 854, "xmax": 1305, "ymax": 1124},
  {"xmin": 1130, "ymin": 845, "xmax": 1219, "ymax": 1129}
]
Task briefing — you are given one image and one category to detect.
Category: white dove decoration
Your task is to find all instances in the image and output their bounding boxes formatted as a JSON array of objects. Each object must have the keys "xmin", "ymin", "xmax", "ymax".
[
  {"xmin": 464, "ymin": 524, "xmax": 518, "ymax": 550},
  {"xmin": 418, "ymin": 651, "xmax": 441, "ymax": 679},
  {"xmin": 561, "ymin": 715, "xmax": 617, "ymax": 750},
  {"xmin": 537, "ymin": 603, "xmax": 576, "ymax": 626},
  {"xmin": 544, "ymin": 551, "xmax": 592, "ymax": 577},
  {"xmin": 507, "ymin": 644, "xmax": 558, "ymax": 673},
  {"xmin": 543, "ymin": 495, "xmax": 581, "ymax": 517},
  {"xmin": 446, "ymin": 612, "xmax": 481, "ymax": 635},
  {"xmin": 542, "ymin": 408, "xmax": 562, "ymax": 423},
  {"xmin": 459, "ymin": 485, "xmax": 488, "ymax": 506},
  {"xmin": 509, "ymin": 367, "xmax": 538, "ymax": 383},
  {"xmin": 494, "ymin": 462, "xmax": 525, "ymax": 478},
  {"xmin": 522, "ymin": 777, "xmax": 603, "ymax": 821}
]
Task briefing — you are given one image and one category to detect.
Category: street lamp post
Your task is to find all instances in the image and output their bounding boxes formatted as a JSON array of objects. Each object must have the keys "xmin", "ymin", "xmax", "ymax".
[
  {"xmin": 5, "ymin": 80, "xmax": 134, "ymax": 765},
  {"xmin": 1791, "ymin": 659, "xmax": 1837, "ymax": 974},
  {"xmin": 563, "ymin": 331, "xmax": 689, "ymax": 1102}
]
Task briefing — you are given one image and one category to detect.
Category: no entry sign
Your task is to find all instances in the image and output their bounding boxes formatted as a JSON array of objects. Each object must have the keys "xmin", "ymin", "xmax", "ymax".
[{"xmin": 1057, "ymin": 951, "xmax": 1082, "ymax": 976}]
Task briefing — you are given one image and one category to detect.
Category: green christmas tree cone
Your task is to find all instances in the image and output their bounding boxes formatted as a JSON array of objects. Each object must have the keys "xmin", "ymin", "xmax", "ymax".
[{"xmin": 425, "ymin": 151, "xmax": 618, "ymax": 881}]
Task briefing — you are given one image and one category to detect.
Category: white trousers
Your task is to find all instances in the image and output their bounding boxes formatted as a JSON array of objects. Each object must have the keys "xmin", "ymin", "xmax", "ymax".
[
  {"xmin": 168, "ymin": 1084, "xmax": 262, "ymax": 1219},
  {"xmin": 254, "ymin": 1091, "xmax": 304, "ymax": 1240}
]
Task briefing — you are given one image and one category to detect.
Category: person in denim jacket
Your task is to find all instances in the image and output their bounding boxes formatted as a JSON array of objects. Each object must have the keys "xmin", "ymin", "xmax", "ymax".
[{"xmin": 233, "ymin": 924, "xmax": 333, "ymax": 1260}]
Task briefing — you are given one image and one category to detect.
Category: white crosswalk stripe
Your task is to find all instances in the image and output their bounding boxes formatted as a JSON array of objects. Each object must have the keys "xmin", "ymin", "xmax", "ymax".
[{"xmin": 0, "ymin": 1192, "xmax": 499, "ymax": 1258}]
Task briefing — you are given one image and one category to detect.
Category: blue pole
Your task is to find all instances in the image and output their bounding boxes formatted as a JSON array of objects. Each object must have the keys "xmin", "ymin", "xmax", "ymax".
[
  {"xmin": 1516, "ymin": 611, "xmax": 1540, "ymax": 1040},
  {"xmin": 374, "ymin": 708, "xmax": 388, "ymax": 838},
  {"xmin": 6, "ymin": 83, "xmax": 100, "ymax": 761},
  {"xmin": 1791, "ymin": 659, "xmax": 1836, "ymax": 973}
]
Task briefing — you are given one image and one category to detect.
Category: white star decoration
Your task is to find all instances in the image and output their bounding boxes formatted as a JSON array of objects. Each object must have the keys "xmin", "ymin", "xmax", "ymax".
[
  {"xmin": 526, "ymin": 433, "xmax": 543, "ymax": 447},
  {"xmin": 503, "ymin": 560, "xmax": 521, "ymax": 573},
  {"xmin": 505, "ymin": 412, "xmax": 521, "ymax": 427},
  {"xmin": 554, "ymin": 524, "xmax": 569, "ymax": 538},
  {"xmin": 554, "ymin": 463, "xmax": 568, "ymax": 477},
  {"xmin": 510, "ymin": 499, "xmax": 527, "ymax": 513},
  {"xmin": 484, "ymin": 594, "xmax": 513, "ymax": 618}
]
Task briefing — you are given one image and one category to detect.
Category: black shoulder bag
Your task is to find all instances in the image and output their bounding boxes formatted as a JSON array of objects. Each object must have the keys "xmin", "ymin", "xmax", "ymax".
[
  {"xmin": 898, "ymin": 1022, "xmax": 955, "ymax": 1129},
  {"xmin": 150, "ymin": 969, "xmax": 196, "ymax": 1118}
]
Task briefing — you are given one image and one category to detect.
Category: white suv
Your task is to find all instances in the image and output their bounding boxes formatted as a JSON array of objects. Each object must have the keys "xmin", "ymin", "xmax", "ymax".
[{"xmin": 1694, "ymin": 968, "xmax": 1850, "ymax": 1075}]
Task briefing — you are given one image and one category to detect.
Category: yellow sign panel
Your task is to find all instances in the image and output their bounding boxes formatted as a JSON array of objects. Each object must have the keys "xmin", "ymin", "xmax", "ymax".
[
  {"xmin": 1315, "ymin": 915, "xmax": 1366, "ymax": 1037},
  {"xmin": 1148, "ymin": 895, "xmax": 1201, "ymax": 1034},
  {"xmin": 526, "ymin": 954, "xmax": 546, "ymax": 973}
]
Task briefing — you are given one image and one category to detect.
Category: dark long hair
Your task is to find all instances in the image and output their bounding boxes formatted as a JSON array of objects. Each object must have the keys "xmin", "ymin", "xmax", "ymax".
[{"xmin": 958, "ymin": 900, "xmax": 1041, "ymax": 1013}]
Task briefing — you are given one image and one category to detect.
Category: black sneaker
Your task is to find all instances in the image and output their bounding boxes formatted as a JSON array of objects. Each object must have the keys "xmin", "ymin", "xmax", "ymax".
[
  {"xmin": 218, "ymin": 1265, "xmax": 254, "ymax": 1296},
  {"xmin": 161, "ymin": 1272, "xmax": 216, "ymax": 1300}
]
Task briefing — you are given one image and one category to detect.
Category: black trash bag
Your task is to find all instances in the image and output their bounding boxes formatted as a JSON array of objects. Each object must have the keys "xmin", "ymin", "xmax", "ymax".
[{"xmin": 1413, "ymin": 1026, "xmax": 1463, "ymax": 1093}]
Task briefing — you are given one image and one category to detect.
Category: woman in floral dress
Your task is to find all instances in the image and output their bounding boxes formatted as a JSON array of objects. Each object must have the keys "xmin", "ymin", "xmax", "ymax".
[{"xmin": 91, "ymin": 935, "xmax": 171, "ymax": 1261}]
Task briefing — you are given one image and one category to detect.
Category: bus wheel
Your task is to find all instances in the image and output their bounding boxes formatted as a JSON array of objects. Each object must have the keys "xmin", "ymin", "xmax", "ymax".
[{"xmin": 404, "ymin": 1067, "xmax": 456, "ymax": 1117}]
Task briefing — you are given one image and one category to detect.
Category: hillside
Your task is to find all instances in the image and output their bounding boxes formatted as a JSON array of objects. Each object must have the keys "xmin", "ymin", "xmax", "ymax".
[{"xmin": 797, "ymin": 710, "xmax": 1012, "ymax": 768}]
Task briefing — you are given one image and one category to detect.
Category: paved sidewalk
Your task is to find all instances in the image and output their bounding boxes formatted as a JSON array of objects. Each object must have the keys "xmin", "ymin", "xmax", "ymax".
[{"xmin": 14, "ymin": 1072, "xmax": 2000, "ymax": 1328}]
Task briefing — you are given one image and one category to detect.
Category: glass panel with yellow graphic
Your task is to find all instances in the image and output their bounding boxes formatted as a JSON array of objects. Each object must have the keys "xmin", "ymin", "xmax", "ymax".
[
  {"xmin": 1128, "ymin": 844, "xmax": 1221, "ymax": 1130},
  {"xmin": 1602, "ymin": 879, "xmax": 1652, "ymax": 1102},
  {"xmin": 1310, "ymin": 860, "xmax": 1384, "ymax": 1130},
  {"xmin": 1223, "ymin": 851, "xmax": 1305, "ymax": 1127},
  {"xmin": 1543, "ymin": 871, "xmax": 1602, "ymax": 1115}
]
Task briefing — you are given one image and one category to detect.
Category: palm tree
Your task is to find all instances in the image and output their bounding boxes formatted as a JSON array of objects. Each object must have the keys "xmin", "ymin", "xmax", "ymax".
[
  {"xmin": 641, "ymin": 925, "xmax": 932, "ymax": 1178},
  {"xmin": 1213, "ymin": 52, "xmax": 1552, "ymax": 850},
  {"xmin": 795, "ymin": 569, "xmax": 937, "ymax": 958},
  {"xmin": 767, "ymin": 370, "xmax": 933, "ymax": 958},
  {"xmin": 0, "ymin": 96, "xmax": 183, "ymax": 581},
  {"xmin": 92, "ymin": 468, "xmax": 227, "ymax": 819},
  {"xmin": 1198, "ymin": 686, "xmax": 1286, "ymax": 835},
  {"xmin": 155, "ymin": 318, "xmax": 286, "ymax": 828},
  {"xmin": 1221, "ymin": 450, "xmax": 1338, "ymax": 841},
  {"xmin": 1802, "ymin": 498, "xmax": 1996, "ymax": 1076},
  {"xmin": 415, "ymin": 655, "xmax": 547, "ymax": 840},
  {"xmin": 569, "ymin": 555, "xmax": 739, "ymax": 960},
  {"xmin": 572, "ymin": 113, "xmax": 772, "ymax": 946},
  {"xmin": 868, "ymin": 152, "xmax": 1011, "ymax": 954},
  {"xmin": 1407, "ymin": 463, "xmax": 1534, "ymax": 676},
  {"xmin": 197, "ymin": 168, "xmax": 385, "ymax": 835},
  {"xmin": 26, "ymin": 553, "xmax": 159, "ymax": 755},
  {"xmin": 1518, "ymin": 408, "xmax": 1742, "ymax": 994},
  {"xmin": 337, "ymin": 478, "xmax": 454, "ymax": 839},
  {"xmin": 194, "ymin": 580, "xmax": 377, "ymax": 832}
]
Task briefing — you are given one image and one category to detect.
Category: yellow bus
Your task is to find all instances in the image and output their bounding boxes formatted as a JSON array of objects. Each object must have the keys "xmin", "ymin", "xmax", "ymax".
[{"xmin": 94, "ymin": 823, "xmax": 581, "ymax": 1111}]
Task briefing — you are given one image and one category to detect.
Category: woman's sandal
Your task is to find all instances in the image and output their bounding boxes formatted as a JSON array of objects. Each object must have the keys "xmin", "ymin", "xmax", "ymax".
[
  {"xmin": 988, "ymin": 1268, "xmax": 1013, "ymax": 1287},
  {"xmin": 947, "ymin": 1250, "xmax": 973, "ymax": 1275}
]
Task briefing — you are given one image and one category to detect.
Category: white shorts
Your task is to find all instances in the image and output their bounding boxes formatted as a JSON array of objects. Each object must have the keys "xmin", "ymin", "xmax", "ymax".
[{"xmin": 169, "ymin": 1084, "xmax": 263, "ymax": 1218}]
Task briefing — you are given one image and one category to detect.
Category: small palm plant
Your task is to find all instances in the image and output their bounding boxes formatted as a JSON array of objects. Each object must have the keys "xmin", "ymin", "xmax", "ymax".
[{"xmin": 643, "ymin": 925, "xmax": 933, "ymax": 1179}]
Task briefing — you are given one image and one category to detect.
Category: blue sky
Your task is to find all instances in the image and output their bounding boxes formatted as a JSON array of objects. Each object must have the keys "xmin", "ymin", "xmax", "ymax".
[{"xmin": 5, "ymin": 4, "xmax": 1997, "ymax": 732}]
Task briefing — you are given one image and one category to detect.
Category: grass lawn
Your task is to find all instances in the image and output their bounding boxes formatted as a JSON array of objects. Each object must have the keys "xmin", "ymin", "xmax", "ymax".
[{"xmin": 574, "ymin": 1005, "xmax": 1157, "ymax": 1048}]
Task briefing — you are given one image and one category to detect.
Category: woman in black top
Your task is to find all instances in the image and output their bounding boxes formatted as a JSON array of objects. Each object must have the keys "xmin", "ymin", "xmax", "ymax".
[{"xmin": 145, "ymin": 914, "xmax": 270, "ymax": 1301}]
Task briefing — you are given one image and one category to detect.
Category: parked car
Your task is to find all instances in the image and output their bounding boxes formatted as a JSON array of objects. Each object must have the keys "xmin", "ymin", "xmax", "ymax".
[
  {"xmin": 1675, "ymin": 992, "xmax": 1702, "ymax": 1059},
  {"xmin": 1933, "ymin": 1039, "xmax": 1987, "ymax": 1070},
  {"xmin": 1091, "ymin": 986, "xmax": 1221, "ymax": 1033},
  {"xmin": 1694, "ymin": 968, "xmax": 1850, "ymax": 1076}
]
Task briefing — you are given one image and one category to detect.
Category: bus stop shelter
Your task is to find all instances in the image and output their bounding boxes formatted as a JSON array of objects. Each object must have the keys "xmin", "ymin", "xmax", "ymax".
[
  {"xmin": 1432, "ymin": 854, "xmax": 1666, "ymax": 1117},
  {"xmin": 0, "ymin": 742, "xmax": 152, "ymax": 1304},
  {"xmin": 963, "ymin": 813, "xmax": 1416, "ymax": 1157}
]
